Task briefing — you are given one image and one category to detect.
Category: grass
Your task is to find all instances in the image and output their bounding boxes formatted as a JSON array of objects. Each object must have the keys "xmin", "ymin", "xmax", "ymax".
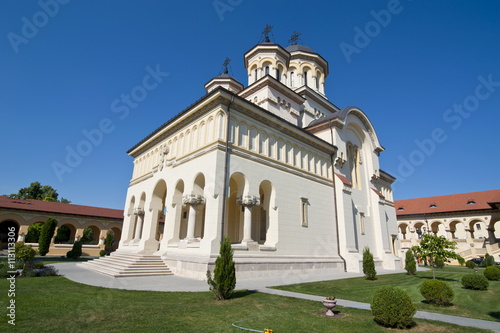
[
  {"xmin": 273, "ymin": 265, "xmax": 500, "ymax": 322},
  {"xmin": 0, "ymin": 276, "xmax": 493, "ymax": 332}
]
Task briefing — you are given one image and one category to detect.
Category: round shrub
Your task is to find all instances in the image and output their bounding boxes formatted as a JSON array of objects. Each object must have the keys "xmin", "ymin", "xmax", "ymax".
[
  {"xmin": 420, "ymin": 279, "xmax": 454, "ymax": 305},
  {"xmin": 371, "ymin": 286, "xmax": 416, "ymax": 329},
  {"xmin": 462, "ymin": 273, "xmax": 489, "ymax": 290},
  {"xmin": 99, "ymin": 250, "xmax": 107, "ymax": 257},
  {"xmin": 484, "ymin": 266, "xmax": 500, "ymax": 281},
  {"xmin": 465, "ymin": 260, "xmax": 476, "ymax": 269}
]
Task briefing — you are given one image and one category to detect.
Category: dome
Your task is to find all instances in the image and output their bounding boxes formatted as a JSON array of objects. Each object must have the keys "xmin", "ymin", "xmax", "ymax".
[{"xmin": 285, "ymin": 44, "xmax": 315, "ymax": 54}]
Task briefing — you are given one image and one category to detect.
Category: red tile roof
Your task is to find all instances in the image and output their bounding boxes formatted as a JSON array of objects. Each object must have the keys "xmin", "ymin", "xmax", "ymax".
[
  {"xmin": 0, "ymin": 196, "xmax": 124, "ymax": 220},
  {"xmin": 335, "ymin": 173, "xmax": 352, "ymax": 187},
  {"xmin": 395, "ymin": 189, "xmax": 500, "ymax": 216}
]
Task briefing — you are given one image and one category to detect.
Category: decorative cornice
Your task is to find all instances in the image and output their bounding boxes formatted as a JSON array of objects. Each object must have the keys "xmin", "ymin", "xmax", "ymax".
[{"xmin": 182, "ymin": 194, "xmax": 206, "ymax": 206}]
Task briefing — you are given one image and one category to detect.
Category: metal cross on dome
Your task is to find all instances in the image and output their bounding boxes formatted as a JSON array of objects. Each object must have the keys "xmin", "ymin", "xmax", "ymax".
[
  {"xmin": 289, "ymin": 31, "xmax": 302, "ymax": 45},
  {"xmin": 262, "ymin": 24, "xmax": 273, "ymax": 42},
  {"xmin": 222, "ymin": 57, "xmax": 231, "ymax": 75}
]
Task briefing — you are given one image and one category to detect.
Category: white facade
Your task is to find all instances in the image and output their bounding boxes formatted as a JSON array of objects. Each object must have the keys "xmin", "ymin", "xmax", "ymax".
[{"xmin": 116, "ymin": 41, "xmax": 401, "ymax": 279}]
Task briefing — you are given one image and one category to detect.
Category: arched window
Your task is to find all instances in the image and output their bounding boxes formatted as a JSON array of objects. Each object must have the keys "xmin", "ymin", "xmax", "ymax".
[
  {"xmin": 275, "ymin": 68, "xmax": 280, "ymax": 81},
  {"xmin": 254, "ymin": 69, "xmax": 258, "ymax": 82},
  {"xmin": 316, "ymin": 76, "xmax": 319, "ymax": 90},
  {"xmin": 265, "ymin": 66, "xmax": 269, "ymax": 75},
  {"xmin": 303, "ymin": 70, "xmax": 308, "ymax": 86},
  {"xmin": 290, "ymin": 72, "xmax": 295, "ymax": 87}
]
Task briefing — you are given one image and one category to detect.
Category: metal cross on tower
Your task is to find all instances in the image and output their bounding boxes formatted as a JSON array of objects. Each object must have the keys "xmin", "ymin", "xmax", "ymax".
[
  {"xmin": 289, "ymin": 31, "xmax": 302, "ymax": 45},
  {"xmin": 222, "ymin": 57, "xmax": 231, "ymax": 75}
]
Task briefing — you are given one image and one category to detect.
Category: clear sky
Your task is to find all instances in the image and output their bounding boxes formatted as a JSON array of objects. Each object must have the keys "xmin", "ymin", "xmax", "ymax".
[{"xmin": 1, "ymin": 0, "xmax": 499, "ymax": 210}]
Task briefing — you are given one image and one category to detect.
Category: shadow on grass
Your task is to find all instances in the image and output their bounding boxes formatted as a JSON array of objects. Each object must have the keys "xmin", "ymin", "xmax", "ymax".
[
  {"xmin": 415, "ymin": 276, "xmax": 458, "ymax": 282},
  {"xmin": 488, "ymin": 312, "xmax": 500, "ymax": 320},
  {"xmin": 231, "ymin": 289, "xmax": 258, "ymax": 299},
  {"xmin": 420, "ymin": 300, "xmax": 454, "ymax": 307}
]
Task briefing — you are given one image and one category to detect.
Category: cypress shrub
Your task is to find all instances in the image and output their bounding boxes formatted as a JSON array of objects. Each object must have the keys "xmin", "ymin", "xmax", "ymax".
[
  {"xmin": 465, "ymin": 260, "xmax": 476, "ymax": 269},
  {"xmin": 206, "ymin": 237, "xmax": 236, "ymax": 300},
  {"xmin": 363, "ymin": 247, "xmax": 377, "ymax": 280},
  {"xmin": 404, "ymin": 250, "xmax": 416, "ymax": 275},
  {"xmin": 371, "ymin": 286, "xmax": 416, "ymax": 329},
  {"xmin": 420, "ymin": 279, "xmax": 454, "ymax": 305},
  {"xmin": 38, "ymin": 218, "xmax": 58, "ymax": 256},
  {"xmin": 484, "ymin": 266, "xmax": 500, "ymax": 281},
  {"xmin": 462, "ymin": 273, "xmax": 489, "ymax": 290},
  {"xmin": 66, "ymin": 240, "xmax": 83, "ymax": 260},
  {"xmin": 480, "ymin": 254, "xmax": 496, "ymax": 267}
]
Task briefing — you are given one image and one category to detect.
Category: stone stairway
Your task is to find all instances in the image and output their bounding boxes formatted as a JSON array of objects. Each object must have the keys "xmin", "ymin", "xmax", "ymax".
[{"xmin": 78, "ymin": 252, "xmax": 172, "ymax": 277}]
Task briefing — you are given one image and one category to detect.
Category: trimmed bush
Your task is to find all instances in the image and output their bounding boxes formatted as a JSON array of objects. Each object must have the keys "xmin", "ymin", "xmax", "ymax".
[
  {"xmin": 404, "ymin": 250, "xmax": 416, "ymax": 275},
  {"xmin": 465, "ymin": 260, "xmax": 476, "ymax": 269},
  {"xmin": 371, "ymin": 286, "xmax": 416, "ymax": 329},
  {"xmin": 462, "ymin": 273, "xmax": 489, "ymax": 290},
  {"xmin": 38, "ymin": 218, "xmax": 58, "ymax": 256},
  {"xmin": 15, "ymin": 241, "xmax": 36, "ymax": 267},
  {"xmin": 99, "ymin": 250, "xmax": 107, "ymax": 257},
  {"xmin": 420, "ymin": 279, "xmax": 454, "ymax": 305},
  {"xmin": 66, "ymin": 240, "xmax": 83, "ymax": 260},
  {"xmin": 363, "ymin": 247, "xmax": 377, "ymax": 280},
  {"xmin": 484, "ymin": 266, "xmax": 500, "ymax": 281}
]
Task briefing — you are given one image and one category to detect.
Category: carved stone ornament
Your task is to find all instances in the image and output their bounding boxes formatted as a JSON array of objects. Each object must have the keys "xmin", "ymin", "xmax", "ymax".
[
  {"xmin": 237, "ymin": 195, "xmax": 260, "ymax": 207},
  {"xmin": 133, "ymin": 208, "xmax": 145, "ymax": 216},
  {"xmin": 182, "ymin": 194, "xmax": 206, "ymax": 206}
]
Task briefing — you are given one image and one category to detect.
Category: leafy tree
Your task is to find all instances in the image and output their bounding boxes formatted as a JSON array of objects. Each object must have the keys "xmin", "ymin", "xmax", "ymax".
[
  {"xmin": 404, "ymin": 249, "xmax": 417, "ymax": 275},
  {"xmin": 411, "ymin": 234, "xmax": 463, "ymax": 279},
  {"xmin": 81, "ymin": 227, "xmax": 95, "ymax": 244},
  {"xmin": 38, "ymin": 218, "xmax": 58, "ymax": 256},
  {"xmin": 54, "ymin": 225, "xmax": 71, "ymax": 243},
  {"xmin": 25, "ymin": 222, "xmax": 44, "ymax": 243},
  {"xmin": 10, "ymin": 181, "xmax": 71, "ymax": 203},
  {"xmin": 206, "ymin": 237, "xmax": 236, "ymax": 300},
  {"xmin": 363, "ymin": 247, "xmax": 377, "ymax": 280}
]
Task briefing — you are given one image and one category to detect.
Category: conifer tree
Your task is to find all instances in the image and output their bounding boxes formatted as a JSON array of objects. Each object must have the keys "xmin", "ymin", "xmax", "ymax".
[
  {"xmin": 363, "ymin": 247, "xmax": 377, "ymax": 280},
  {"xmin": 207, "ymin": 237, "xmax": 236, "ymax": 300},
  {"xmin": 404, "ymin": 249, "xmax": 417, "ymax": 275},
  {"xmin": 38, "ymin": 218, "xmax": 58, "ymax": 256}
]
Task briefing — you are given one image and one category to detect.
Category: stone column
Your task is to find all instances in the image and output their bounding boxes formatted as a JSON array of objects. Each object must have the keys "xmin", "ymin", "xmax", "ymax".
[
  {"xmin": 487, "ymin": 227, "xmax": 496, "ymax": 244},
  {"xmin": 237, "ymin": 195, "xmax": 260, "ymax": 245},
  {"xmin": 182, "ymin": 194, "xmax": 206, "ymax": 241},
  {"xmin": 445, "ymin": 229, "xmax": 452, "ymax": 240},
  {"xmin": 133, "ymin": 208, "xmax": 145, "ymax": 242}
]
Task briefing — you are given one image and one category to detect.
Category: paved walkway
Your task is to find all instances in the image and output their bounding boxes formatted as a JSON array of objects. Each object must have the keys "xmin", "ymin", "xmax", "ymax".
[{"xmin": 53, "ymin": 263, "xmax": 500, "ymax": 332}]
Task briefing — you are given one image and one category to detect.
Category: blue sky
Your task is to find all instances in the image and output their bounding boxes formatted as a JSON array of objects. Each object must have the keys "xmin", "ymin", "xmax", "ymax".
[{"xmin": 1, "ymin": 0, "xmax": 499, "ymax": 209}]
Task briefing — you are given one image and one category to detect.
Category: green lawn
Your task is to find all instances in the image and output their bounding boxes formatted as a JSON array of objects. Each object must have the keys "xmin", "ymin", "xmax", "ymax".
[
  {"xmin": 273, "ymin": 265, "xmax": 500, "ymax": 322},
  {"xmin": 0, "ymin": 276, "xmax": 492, "ymax": 333}
]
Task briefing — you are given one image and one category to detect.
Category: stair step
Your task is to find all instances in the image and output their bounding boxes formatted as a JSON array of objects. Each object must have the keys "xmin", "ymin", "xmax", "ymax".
[{"xmin": 78, "ymin": 253, "xmax": 172, "ymax": 278}]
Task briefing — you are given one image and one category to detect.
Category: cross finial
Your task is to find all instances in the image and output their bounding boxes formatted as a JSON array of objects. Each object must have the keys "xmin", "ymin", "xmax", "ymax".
[
  {"xmin": 222, "ymin": 57, "xmax": 231, "ymax": 75},
  {"xmin": 262, "ymin": 24, "xmax": 273, "ymax": 42},
  {"xmin": 289, "ymin": 31, "xmax": 301, "ymax": 45}
]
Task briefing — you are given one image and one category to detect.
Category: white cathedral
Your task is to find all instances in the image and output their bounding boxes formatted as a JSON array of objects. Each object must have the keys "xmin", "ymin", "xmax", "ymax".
[{"xmin": 100, "ymin": 31, "xmax": 401, "ymax": 279}]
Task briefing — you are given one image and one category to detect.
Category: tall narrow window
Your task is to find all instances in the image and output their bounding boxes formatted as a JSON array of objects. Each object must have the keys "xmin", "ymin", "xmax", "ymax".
[
  {"xmin": 303, "ymin": 71, "xmax": 308, "ymax": 86},
  {"xmin": 315, "ymin": 76, "xmax": 319, "ymax": 90},
  {"xmin": 254, "ymin": 69, "xmax": 258, "ymax": 82},
  {"xmin": 290, "ymin": 72, "xmax": 295, "ymax": 87},
  {"xmin": 300, "ymin": 197, "xmax": 309, "ymax": 227},
  {"xmin": 265, "ymin": 66, "xmax": 269, "ymax": 75},
  {"xmin": 360, "ymin": 212, "xmax": 365, "ymax": 235},
  {"xmin": 275, "ymin": 68, "xmax": 280, "ymax": 81}
]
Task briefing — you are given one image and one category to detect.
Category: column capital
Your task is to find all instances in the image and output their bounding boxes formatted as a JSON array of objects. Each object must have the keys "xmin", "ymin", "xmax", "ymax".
[
  {"xmin": 237, "ymin": 195, "xmax": 260, "ymax": 207},
  {"xmin": 182, "ymin": 194, "xmax": 206, "ymax": 206},
  {"xmin": 133, "ymin": 208, "xmax": 145, "ymax": 216}
]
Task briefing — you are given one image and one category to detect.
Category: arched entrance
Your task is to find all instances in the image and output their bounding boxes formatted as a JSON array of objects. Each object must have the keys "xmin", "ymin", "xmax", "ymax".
[{"xmin": 226, "ymin": 173, "xmax": 246, "ymax": 243}]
